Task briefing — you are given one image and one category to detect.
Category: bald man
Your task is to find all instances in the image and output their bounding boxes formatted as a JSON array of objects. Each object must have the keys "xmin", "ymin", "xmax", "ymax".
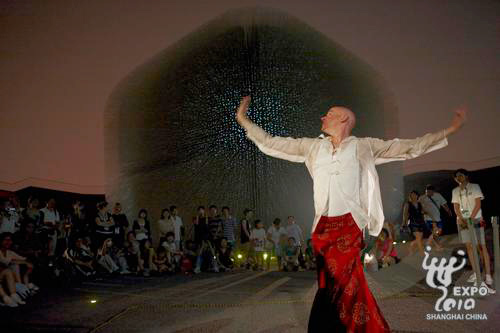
[{"xmin": 235, "ymin": 96, "xmax": 466, "ymax": 332}]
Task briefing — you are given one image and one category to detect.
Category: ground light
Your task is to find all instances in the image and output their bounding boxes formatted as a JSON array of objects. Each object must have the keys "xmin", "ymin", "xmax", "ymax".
[
  {"xmin": 237, "ymin": 254, "xmax": 243, "ymax": 259},
  {"xmin": 263, "ymin": 253, "xmax": 268, "ymax": 260},
  {"xmin": 90, "ymin": 299, "xmax": 97, "ymax": 304}
]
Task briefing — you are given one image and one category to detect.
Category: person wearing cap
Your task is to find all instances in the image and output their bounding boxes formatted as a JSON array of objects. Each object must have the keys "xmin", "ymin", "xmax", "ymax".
[{"xmin": 235, "ymin": 95, "xmax": 465, "ymax": 332}]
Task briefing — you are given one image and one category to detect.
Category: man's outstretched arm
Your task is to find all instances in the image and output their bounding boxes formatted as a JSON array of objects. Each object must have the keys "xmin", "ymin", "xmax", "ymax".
[
  {"xmin": 364, "ymin": 108, "xmax": 466, "ymax": 164},
  {"xmin": 236, "ymin": 96, "xmax": 314, "ymax": 163}
]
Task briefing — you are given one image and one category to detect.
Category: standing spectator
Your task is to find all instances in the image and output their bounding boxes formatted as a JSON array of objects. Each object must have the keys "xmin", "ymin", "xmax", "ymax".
[
  {"xmin": 283, "ymin": 237, "xmax": 299, "ymax": 272},
  {"xmin": 111, "ymin": 203, "xmax": 129, "ymax": 248},
  {"xmin": 133, "ymin": 209, "xmax": 151, "ymax": 242},
  {"xmin": 22, "ymin": 197, "xmax": 44, "ymax": 234},
  {"xmin": 170, "ymin": 205, "xmax": 184, "ymax": 251},
  {"xmin": 250, "ymin": 220, "xmax": 266, "ymax": 271},
  {"xmin": 94, "ymin": 201, "xmax": 115, "ymax": 251},
  {"xmin": 192, "ymin": 206, "xmax": 208, "ymax": 246},
  {"xmin": 375, "ymin": 229, "xmax": 399, "ymax": 268},
  {"xmin": 194, "ymin": 227, "xmax": 219, "ymax": 274},
  {"xmin": 239, "ymin": 208, "xmax": 253, "ymax": 268},
  {"xmin": 216, "ymin": 238, "xmax": 234, "ymax": 271},
  {"xmin": 158, "ymin": 208, "xmax": 173, "ymax": 246},
  {"xmin": 207, "ymin": 205, "xmax": 222, "ymax": 238},
  {"xmin": 419, "ymin": 185, "xmax": 452, "ymax": 250},
  {"xmin": 451, "ymin": 169, "xmax": 494, "ymax": 287},
  {"xmin": 403, "ymin": 190, "xmax": 427, "ymax": 255},
  {"xmin": 221, "ymin": 206, "xmax": 237, "ymax": 249},
  {"xmin": 70, "ymin": 200, "xmax": 88, "ymax": 238},
  {"xmin": 0, "ymin": 200, "xmax": 21, "ymax": 234},
  {"xmin": 267, "ymin": 218, "xmax": 287, "ymax": 270},
  {"xmin": 40, "ymin": 198, "xmax": 61, "ymax": 260}
]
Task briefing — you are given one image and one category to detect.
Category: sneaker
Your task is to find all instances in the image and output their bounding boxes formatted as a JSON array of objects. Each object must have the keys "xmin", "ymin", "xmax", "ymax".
[
  {"xmin": 193, "ymin": 267, "xmax": 201, "ymax": 274},
  {"xmin": 2, "ymin": 295, "xmax": 18, "ymax": 307},
  {"xmin": 120, "ymin": 269, "xmax": 131, "ymax": 275},
  {"xmin": 476, "ymin": 281, "xmax": 496, "ymax": 295},
  {"xmin": 467, "ymin": 272, "xmax": 476, "ymax": 283},
  {"xmin": 11, "ymin": 294, "xmax": 26, "ymax": 305}
]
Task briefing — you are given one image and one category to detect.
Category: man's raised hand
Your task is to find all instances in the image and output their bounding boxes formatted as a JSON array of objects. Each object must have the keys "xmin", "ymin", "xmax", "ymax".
[
  {"xmin": 236, "ymin": 96, "xmax": 251, "ymax": 125},
  {"xmin": 447, "ymin": 107, "xmax": 467, "ymax": 135}
]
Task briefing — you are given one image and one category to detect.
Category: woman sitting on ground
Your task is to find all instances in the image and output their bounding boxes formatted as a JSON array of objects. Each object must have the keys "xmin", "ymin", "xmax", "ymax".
[
  {"xmin": 0, "ymin": 265, "xmax": 25, "ymax": 307},
  {"xmin": 375, "ymin": 228, "xmax": 400, "ymax": 268},
  {"xmin": 0, "ymin": 232, "xmax": 38, "ymax": 293}
]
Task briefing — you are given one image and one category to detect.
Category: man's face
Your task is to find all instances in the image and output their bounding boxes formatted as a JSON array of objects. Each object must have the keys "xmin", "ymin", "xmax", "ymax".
[
  {"xmin": 114, "ymin": 204, "xmax": 122, "ymax": 214},
  {"xmin": 172, "ymin": 208, "xmax": 178, "ymax": 216},
  {"xmin": 222, "ymin": 208, "xmax": 229, "ymax": 217},
  {"xmin": 455, "ymin": 173, "xmax": 467, "ymax": 184},
  {"xmin": 48, "ymin": 199, "xmax": 56, "ymax": 209},
  {"xmin": 288, "ymin": 217, "xmax": 294, "ymax": 224},
  {"xmin": 210, "ymin": 208, "xmax": 217, "ymax": 216},
  {"xmin": 321, "ymin": 107, "xmax": 352, "ymax": 135},
  {"xmin": 426, "ymin": 189, "xmax": 434, "ymax": 197}
]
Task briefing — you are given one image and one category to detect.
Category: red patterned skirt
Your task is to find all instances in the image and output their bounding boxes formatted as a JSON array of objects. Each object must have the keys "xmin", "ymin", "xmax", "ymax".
[{"xmin": 308, "ymin": 213, "xmax": 390, "ymax": 333}]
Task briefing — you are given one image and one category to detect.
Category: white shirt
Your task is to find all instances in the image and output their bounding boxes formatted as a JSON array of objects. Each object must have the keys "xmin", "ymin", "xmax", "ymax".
[
  {"xmin": 40, "ymin": 207, "xmax": 60, "ymax": 224},
  {"xmin": 250, "ymin": 228, "xmax": 267, "ymax": 251},
  {"xmin": 172, "ymin": 215, "xmax": 183, "ymax": 242},
  {"xmin": 244, "ymin": 121, "xmax": 448, "ymax": 236},
  {"xmin": 286, "ymin": 224, "xmax": 304, "ymax": 246},
  {"xmin": 267, "ymin": 225, "xmax": 287, "ymax": 245},
  {"xmin": 0, "ymin": 211, "xmax": 20, "ymax": 234},
  {"xmin": 451, "ymin": 183, "xmax": 483, "ymax": 219},
  {"xmin": 419, "ymin": 192, "xmax": 447, "ymax": 221}
]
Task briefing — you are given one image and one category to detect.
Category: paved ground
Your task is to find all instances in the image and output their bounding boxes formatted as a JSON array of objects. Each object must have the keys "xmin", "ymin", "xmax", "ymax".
[{"xmin": 1, "ymin": 236, "xmax": 499, "ymax": 332}]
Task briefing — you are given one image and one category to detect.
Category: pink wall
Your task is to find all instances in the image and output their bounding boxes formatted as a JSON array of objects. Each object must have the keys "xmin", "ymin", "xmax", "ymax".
[{"xmin": 1, "ymin": 0, "xmax": 499, "ymax": 194}]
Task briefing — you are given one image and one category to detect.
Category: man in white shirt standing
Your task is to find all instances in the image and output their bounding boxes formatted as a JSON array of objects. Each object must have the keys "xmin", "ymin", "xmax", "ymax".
[
  {"xmin": 169, "ymin": 205, "xmax": 184, "ymax": 251},
  {"xmin": 40, "ymin": 198, "xmax": 61, "ymax": 258},
  {"xmin": 451, "ymin": 169, "xmax": 493, "ymax": 287},
  {"xmin": 418, "ymin": 184, "xmax": 452, "ymax": 250},
  {"xmin": 236, "ymin": 95, "xmax": 465, "ymax": 333}
]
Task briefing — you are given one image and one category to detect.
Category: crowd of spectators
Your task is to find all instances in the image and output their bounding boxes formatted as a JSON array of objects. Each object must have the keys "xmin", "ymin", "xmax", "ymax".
[{"xmin": 0, "ymin": 195, "xmax": 313, "ymax": 307}]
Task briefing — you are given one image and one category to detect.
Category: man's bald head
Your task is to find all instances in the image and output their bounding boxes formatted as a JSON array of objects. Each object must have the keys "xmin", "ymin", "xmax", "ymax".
[{"xmin": 321, "ymin": 106, "xmax": 356, "ymax": 137}]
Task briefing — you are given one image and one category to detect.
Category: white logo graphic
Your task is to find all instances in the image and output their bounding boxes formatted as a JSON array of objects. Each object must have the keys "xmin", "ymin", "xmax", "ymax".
[{"xmin": 422, "ymin": 246, "xmax": 488, "ymax": 320}]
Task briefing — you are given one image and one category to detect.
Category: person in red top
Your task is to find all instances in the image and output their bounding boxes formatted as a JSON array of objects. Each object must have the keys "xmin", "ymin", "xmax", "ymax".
[{"xmin": 375, "ymin": 229, "xmax": 399, "ymax": 268}]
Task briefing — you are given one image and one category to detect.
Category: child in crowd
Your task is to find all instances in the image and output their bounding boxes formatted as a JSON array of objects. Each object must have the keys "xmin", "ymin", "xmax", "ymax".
[
  {"xmin": 283, "ymin": 237, "xmax": 299, "ymax": 272},
  {"xmin": 162, "ymin": 232, "xmax": 182, "ymax": 271},
  {"xmin": 304, "ymin": 239, "xmax": 316, "ymax": 270},
  {"xmin": 152, "ymin": 246, "xmax": 172, "ymax": 274},
  {"xmin": 375, "ymin": 228, "xmax": 400, "ymax": 268},
  {"xmin": 181, "ymin": 240, "xmax": 197, "ymax": 274},
  {"xmin": 250, "ymin": 220, "xmax": 266, "ymax": 271}
]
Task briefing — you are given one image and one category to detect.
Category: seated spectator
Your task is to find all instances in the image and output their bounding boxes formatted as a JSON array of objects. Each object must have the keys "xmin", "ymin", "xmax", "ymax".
[
  {"xmin": 124, "ymin": 232, "xmax": 143, "ymax": 274},
  {"xmin": 141, "ymin": 239, "xmax": 156, "ymax": 276},
  {"xmin": 65, "ymin": 237, "xmax": 96, "ymax": 277},
  {"xmin": 0, "ymin": 266, "xmax": 25, "ymax": 307},
  {"xmin": 283, "ymin": 237, "xmax": 299, "ymax": 272},
  {"xmin": 304, "ymin": 239, "xmax": 316, "ymax": 270},
  {"xmin": 250, "ymin": 220, "xmax": 266, "ymax": 271},
  {"xmin": 96, "ymin": 238, "xmax": 120, "ymax": 274},
  {"xmin": 181, "ymin": 240, "xmax": 197, "ymax": 274},
  {"xmin": 161, "ymin": 232, "xmax": 182, "ymax": 271},
  {"xmin": 133, "ymin": 209, "xmax": 151, "ymax": 242},
  {"xmin": 0, "ymin": 232, "xmax": 38, "ymax": 292},
  {"xmin": 194, "ymin": 228, "xmax": 219, "ymax": 274},
  {"xmin": 14, "ymin": 221, "xmax": 44, "ymax": 264},
  {"xmin": 216, "ymin": 238, "xmax": 233, "ymax": 271},
  {"xmin": 376, "ymin": 228, "xmax": 400, "ymax": 268},
  {"xmin": 152, "ymin": 246, "xmax": 173, "ymax": 274}
]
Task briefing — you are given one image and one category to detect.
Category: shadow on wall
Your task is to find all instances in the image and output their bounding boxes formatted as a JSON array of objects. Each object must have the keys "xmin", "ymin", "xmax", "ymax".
[{"xmin": 104, "ymin": 6, "xmax": 400, "ymax": 240}]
